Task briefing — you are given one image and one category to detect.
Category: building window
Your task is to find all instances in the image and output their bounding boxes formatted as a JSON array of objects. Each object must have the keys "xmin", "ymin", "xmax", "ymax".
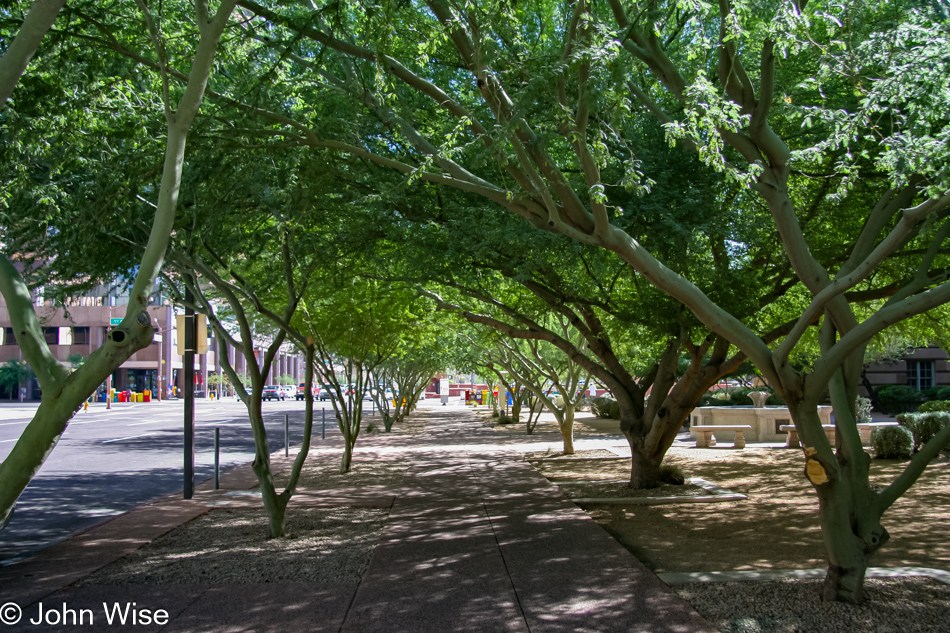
[
  {"xmin": 42, "ymin": 327, "xmax": 58, "ymax": 345},
  {"xmin": 3, "ymin": 328, "xmax": 16, "ymax": 346},
  {"xmin": 907, "ymin": 360, "xmax": 935, "ymax": 390},
  {"xmin": 73, "ymin": 327, "xmax": 90, "ymax": 346}
]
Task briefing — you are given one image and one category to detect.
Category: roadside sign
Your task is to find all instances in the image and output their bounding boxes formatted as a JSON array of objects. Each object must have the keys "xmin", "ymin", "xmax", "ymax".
[{"xmin": 109, "ymin": 318, "xmax": 122, "ymax": 326}]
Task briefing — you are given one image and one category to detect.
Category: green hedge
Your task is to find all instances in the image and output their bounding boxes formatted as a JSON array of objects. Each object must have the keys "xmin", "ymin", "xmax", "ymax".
[
  {"xmin": 919, "ymin": 400, "xmax": 950, "ymax": 413},
  {"xmin": 922, "ymin": 386, "xmax": 950, "ymax": 401},
  {"xmin": 875, "ymin": 385, "xmax": 923, "ymax": 415}
]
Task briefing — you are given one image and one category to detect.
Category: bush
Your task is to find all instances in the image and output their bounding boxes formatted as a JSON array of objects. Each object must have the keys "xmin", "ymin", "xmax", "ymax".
[
  {"xmin": 896, "ymin": 411, "xmax": 950, "ymax": 451},
  {"xmin": 871, "ymin": 425, "xmax": 913, "ymax": 459},
  {"xmin": 875, "ymin": 385, "xmax": 923, "ymax": 415},
  {"xmin": 496, "ymin": 413, "xmax": 514, "ymax": 425},
  {"xmin": 919, "ymin": 400, "xmax": 950, "ymax": 413},
  {"xmin": 699, "ymin": 386, "xmax": 784, "ymax": 407},
  {"xmin": 921, "ymin": 386, "xmax": 950, "ymax": 402},
  {"xmin": 589, "ymin": 396, "xmax": 620, "ymax": 419}
]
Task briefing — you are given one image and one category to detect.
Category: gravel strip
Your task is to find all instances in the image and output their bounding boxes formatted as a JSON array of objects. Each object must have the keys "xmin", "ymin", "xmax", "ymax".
[
  {"xmin": 674, "ymin": 576, "xmax": 950, "ymax": 633},
  {"xmin": 296, "ymin": 458, "xmax": 410, "ymax": 490},
  {"xmin": 80, "ymin": 507, "xmax": 387, "ymax": 585},
  {"xmin": 558, "ymin": 480, "xmax": 705, "ymax": 499}
]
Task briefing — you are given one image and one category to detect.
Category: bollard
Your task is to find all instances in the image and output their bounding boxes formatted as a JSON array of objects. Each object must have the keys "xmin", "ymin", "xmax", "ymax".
[
  {"xmin": 285, "ymin": 414, "xmax": 289, "ymax": 457},
  {"xmin": 322, "ymin": 407, "xmax": 326, "ymax": 440},
  {"xmin": 214, "ymin": 427, "xmax": 220, "ymax": 490}
]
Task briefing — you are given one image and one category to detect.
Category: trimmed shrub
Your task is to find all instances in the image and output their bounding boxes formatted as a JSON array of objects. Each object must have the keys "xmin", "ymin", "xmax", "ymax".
[
  {"xmin": 875, "ymin": 385, "xmax": 923, "ymax": 415},
  {"xmin": 871, "ymin": 425, "xmax": 913, "ymax": 459},
  {"xmin": 589, "ymin": 396, "xmax": 620, "ymax": 419},
  {"xmin": 921, "ymin": 386, "xmax": 950, "ymax": 402},
  {"xmin": 496, "ymin": 413, "xmax": 514, "ymax": 425},
  {"xmin": 919, "ymin": 400, "xmax": 950, "ymax": 413},
  {"xmin": 896, "ymin": 411, "xmax": 950, "ymax": 451}
]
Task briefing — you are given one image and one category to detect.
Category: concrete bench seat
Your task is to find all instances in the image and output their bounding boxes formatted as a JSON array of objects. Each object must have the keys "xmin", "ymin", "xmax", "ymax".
[
  {"xmin": 779, "ymin": 424, "xmax": 836, "ymax": 448},
  {"xmin": 857, "ymin": 421, "xmax": 900, "ymax": 445},
  {"xmin": 693, "ymin": 425, "xmax": 753, "ymax": 448}
]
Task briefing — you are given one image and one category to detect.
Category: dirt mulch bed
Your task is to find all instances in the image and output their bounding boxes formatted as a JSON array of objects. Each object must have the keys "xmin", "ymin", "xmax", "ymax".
[{"xmin": 533, "ymin": 446, "xmax": 950, "ymax": 574}]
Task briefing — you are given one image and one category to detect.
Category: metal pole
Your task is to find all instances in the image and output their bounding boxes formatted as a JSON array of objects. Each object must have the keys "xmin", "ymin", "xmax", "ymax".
[
  {"xmin": 285, "ymin": 413, "xmax": 289, "ymax": 457},
  {"xmin": 184, "ymin": 287, "xmax": 196, "ymax": 500},
  {"xmin": 322, "ymin": 407, "xmax": 326, "ymax": 440},
  {"xmin": 214, "ymin": 427, "xmax": 220, "ymax": 490},
  {"xmin": 156, "ymin": 328, "xmax": 163, "ymax": 402}
]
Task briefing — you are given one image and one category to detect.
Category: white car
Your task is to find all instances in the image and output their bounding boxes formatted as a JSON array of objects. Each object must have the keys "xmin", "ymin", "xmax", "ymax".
[{"xmin": 280, "ymin": 385, "xmax": 295, "ymax": 399}]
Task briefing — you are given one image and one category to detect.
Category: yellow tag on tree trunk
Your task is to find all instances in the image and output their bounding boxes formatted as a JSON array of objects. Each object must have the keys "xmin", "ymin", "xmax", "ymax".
[{"xmin": 806, "ymin": 458, "xmax": 828, "ymax": 485}]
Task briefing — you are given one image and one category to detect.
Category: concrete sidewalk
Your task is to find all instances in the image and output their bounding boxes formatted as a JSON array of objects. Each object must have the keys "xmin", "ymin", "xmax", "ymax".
[{"xmin": 0, "ymin": 406, "xmax": 715, "ymax": 632}]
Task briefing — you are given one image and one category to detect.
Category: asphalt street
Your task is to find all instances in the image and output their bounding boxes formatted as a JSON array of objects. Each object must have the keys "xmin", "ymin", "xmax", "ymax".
[{"xmin": 0, "ymin": 396, "xmax": 350, "ymax": 563}]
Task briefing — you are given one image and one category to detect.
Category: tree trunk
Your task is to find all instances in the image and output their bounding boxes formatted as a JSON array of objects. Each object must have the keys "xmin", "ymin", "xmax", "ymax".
[
  {"xmin": 258, "ymin": 484, "xmax": 287, "ymax": 538},
  {"xmin": 814, "ymin": 478, "xmax": 887, "ymax": 603},
  {"xmin": 627, "ymin": 439, "xmax": 663, "ymax": 489},
  {"xmin": 788, "ymin": 390, "xmax": 886, "ymax": 604},
  {"xmin": 511, "ymin": 388, "xmax": 522, "ymax": 423},
  {"xmin": 341, "ymin": 437, "xmax": 354, "ymax": 473},
  {"xmin": 559, "ymin": 404, "xmax": 575, "ymax": 454}
]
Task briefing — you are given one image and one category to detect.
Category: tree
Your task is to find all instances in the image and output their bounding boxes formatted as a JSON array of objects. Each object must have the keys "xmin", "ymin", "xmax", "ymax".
[
  {"xmin": 299, "ymin": 280, "xmax": 416, "ymax": 472},
  {"xmin": 0, "ymin": 359, "xmax": 32, "ymax": 401},
  {"xmin": 0, "ymin": 0, "xmax": 67, "ymax": 107},
  {"xmin": 465, "ymin": 320, "xmax": 589, "ymax": 453},
  {"xmin": 219, "ymin": 0, "xmax": 950, "ymax": 602},
  {"xmin": 0, "ymin": 0, "xmax": 237, "ymax": 530},
  {"xmin": 370, "ymin": 348, "xmax": 442, "ymax": 432}
]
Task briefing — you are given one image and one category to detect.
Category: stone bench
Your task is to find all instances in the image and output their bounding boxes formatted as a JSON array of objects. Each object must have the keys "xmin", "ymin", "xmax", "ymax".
[
  {"xmin": 693, "ymin": 425, "xmax": 752, "ymax": 449},
  {"xmin": 857, "ymin": 421, "xmax": 900, "ymax": 445},
  {"xmin": 780, "ymin": 424, "xmax": 836, "ymax": 448}
]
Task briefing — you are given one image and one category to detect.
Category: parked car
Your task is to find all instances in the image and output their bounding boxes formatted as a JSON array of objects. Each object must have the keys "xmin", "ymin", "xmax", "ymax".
[
  {"xmin": 262, "ymin": 385, "xmax": 284, "ymax": 401},
  {"xmin": 296, "ymin": 383, "xmax": 314, "ymax": 401},
  {"xmin": 280, "ymin": 385, "xmax": 295, "ymax": 399},
  {"xmin": 318, "ymin": 386, "xmax": 331, "ymax": 401}
]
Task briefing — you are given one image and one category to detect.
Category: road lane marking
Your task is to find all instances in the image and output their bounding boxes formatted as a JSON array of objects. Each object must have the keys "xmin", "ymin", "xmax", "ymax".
[
  {"xmin": 0, "ymin": 439, "xmax": 17, "ymax": 443},
  {"xmin": 102, "ymin": 433, "xmax": 159, "ymax": 444}
]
